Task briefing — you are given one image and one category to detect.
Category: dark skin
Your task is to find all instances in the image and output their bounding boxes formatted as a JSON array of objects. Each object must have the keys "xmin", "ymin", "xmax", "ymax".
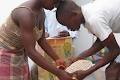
[
  {"xmin": 57, "ymin": 1, "xmax": 120, "ymax": 80},
  {"xmin": 11, "ymin": 0, "xmax": 73, "ymax": 80}
]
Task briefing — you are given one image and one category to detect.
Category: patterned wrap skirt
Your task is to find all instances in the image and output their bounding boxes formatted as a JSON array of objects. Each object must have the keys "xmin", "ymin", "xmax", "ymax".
[{"xmin": 0, "ymin": 48, "xmax": 30, "ymax": 80}]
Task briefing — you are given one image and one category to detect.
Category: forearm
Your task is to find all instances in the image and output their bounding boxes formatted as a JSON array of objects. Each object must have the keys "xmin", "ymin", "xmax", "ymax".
[
  {"xmin": 86, "ymin": 49, "xmax": 119, "ymax": 75},
  {"xmin": 76, "ymin": 49, "xmax": 95, "ymax": 60},
  {"xmin": 27, "ymin": 49, "xmax": 61, "ymax": 76},
  {"xmin": 76, "ymin": 39, "xmax": 104, "ymax": 60},
  {"xmin": 82, "ymin": 33, "xmax": 120, "ymax": 76},
  {"xmin": 38, "ymin": 38, "xmax": 60, "ymax": 61}
]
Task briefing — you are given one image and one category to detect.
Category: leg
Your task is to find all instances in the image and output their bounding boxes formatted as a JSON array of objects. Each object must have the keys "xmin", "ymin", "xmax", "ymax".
[{"xmin": 105, "ymin": 61, "xmax": 120, "ymax": 80}]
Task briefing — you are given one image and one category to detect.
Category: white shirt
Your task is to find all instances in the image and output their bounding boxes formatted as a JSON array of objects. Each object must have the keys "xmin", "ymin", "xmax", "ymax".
[
  {"xmin": 82, "ymin": 0, "xmax": 120, "ymax": 41},
  {"xmin": 44, "ymin": 8, "xmax": 77, "ymax": 38}
]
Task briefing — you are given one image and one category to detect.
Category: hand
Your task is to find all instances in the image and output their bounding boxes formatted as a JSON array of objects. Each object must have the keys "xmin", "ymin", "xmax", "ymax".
[
  {"xmin": 57, "ymin": 70, "xmax": 74, "ymax": 80},
  {"xmin": 67, "ymin": 56, "xmax": 77, "ymax": 66},
  {"xmin": 55, "ymin": 59, "xmax": 66, "ymax": 70},
  {"xmin": 58, "ymin": 30, "xmax": 70, "ymax": 37},
  {"xmin": 72, "ymin": 70, "xmax": 88, "ymax": 80}
]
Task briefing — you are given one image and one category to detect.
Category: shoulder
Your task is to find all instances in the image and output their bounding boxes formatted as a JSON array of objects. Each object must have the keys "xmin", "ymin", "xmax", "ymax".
[
  {"xmin": 12, "ymin": 7, "xmax": 34, "ymax": 23},
  {"xmin": 11, "ymin": 7, "xmax": 36, "ymax": 30},
  {"xmin": 87, "ymin": 16, "xmax": 107, "ymax": 27},
  {"xmin": 86, "ymin": 16, "xmax": 112, "ymax": 41}
]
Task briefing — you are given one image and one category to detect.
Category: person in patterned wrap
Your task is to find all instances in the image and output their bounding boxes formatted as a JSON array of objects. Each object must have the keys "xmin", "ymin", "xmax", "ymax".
[{"xmin": 0, "ymin": 0, "xmax": 74, "ymax": 80}]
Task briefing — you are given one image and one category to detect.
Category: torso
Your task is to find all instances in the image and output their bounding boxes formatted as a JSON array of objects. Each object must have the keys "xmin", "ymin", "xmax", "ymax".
[{"xmin": 0, "ymin": 5, "xmax": 45, "ymax": 50}]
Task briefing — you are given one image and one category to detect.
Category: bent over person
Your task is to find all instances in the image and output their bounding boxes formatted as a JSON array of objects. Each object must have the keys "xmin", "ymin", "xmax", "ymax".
[{"xmin": 56, "ymin": 0, "xmax": 120, "ymax": 80}]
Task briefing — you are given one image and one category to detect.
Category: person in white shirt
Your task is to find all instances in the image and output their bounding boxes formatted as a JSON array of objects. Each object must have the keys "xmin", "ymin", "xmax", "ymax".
[
  {"xmin": 56, "ymin": 0, "xmax": 120, "ymax": 80},
  {"xmin": 44, "ymin": 8, "xmax": 77, "ymax": 38}
]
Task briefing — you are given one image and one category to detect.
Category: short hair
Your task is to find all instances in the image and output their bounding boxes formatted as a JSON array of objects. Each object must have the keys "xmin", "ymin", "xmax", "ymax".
[
  {"xmin": 56, "ymin": 0, "xmax": 80, "ymax": 22},
  {"xmin": 56, "ymin": 0, "xmax": 72, "ymax": 18},
  {"xmin": 56, "ymin": 0, "xmax": 67, "ymax": 20}
]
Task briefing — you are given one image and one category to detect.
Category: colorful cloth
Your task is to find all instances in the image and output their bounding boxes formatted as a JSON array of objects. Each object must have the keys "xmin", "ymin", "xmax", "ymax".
[{"xmin": 0, "ymin": 48, "xmax": 30, "ymax": 80}]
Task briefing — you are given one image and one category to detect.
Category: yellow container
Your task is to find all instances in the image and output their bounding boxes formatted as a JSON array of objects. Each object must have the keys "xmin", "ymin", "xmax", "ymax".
[
  {"xmin": 46, "ymin": 37, "xmax": 73, "ymax": 58},
  {"xmin": 38, "ymin": 37, "xmax": 73, "ymax": 80}
]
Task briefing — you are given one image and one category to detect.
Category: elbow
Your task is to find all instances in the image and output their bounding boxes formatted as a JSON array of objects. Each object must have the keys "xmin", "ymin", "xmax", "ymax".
[{"xmin": 24, "ymin": 46, "xmax": 36, "ymax": 56}]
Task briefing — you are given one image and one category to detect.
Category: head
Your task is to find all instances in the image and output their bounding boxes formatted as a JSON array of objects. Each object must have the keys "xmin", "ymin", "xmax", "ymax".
[
  {"xmin": 40, "ymin": 0, "xmax": 60, "ymax": 10},
  {"xmin": 56, "ymin": 0, "xmax": 85, "ymax": 31}
]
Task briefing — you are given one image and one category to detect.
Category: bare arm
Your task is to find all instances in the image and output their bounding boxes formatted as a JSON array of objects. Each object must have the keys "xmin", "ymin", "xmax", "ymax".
[
  {"xmin": 37, "ymin": 28, "xmax": 60, "ymax": 61},
  {"xmin": 37, "ymin": 9, "xmax": 61, "ymax": 61},
  {"xmin": 75, "ymin": 38, "xmax": 104, "ymax": 61},
  {"xmin": 85, "ymin": 33, "xmax": 120, "ymax": 75},
  {"xmin": 74, "ymin": 33, "xmax": 120, "ymax": 80}
]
